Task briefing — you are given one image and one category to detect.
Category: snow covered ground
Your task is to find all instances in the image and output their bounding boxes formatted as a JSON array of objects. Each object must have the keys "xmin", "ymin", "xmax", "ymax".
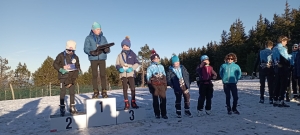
[{"xmin": 0, "ymin": 79, "xmax": 300, "ymax": 135}]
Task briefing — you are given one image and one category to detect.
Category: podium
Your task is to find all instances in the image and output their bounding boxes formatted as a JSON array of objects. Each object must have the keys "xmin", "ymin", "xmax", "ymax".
[
  {"xmin": 86, "ymin": 98, "xmax": 117, "ymax": 127},
  {"xmin": 50, "ymin": 97, "xmax": 145, "ymax": 132},
  {"xmin": 116, "ymin": 108, "xmax": 146, "ymax": 124},
  {"xmin": 50, "ymin": 112, "xmax": 86, "ymax": 132}
]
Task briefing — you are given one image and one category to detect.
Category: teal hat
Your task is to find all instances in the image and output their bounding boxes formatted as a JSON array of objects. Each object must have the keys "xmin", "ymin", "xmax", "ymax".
[
  {"xmin": 171, "ymin": 55, "xmax": 180, "ymax": 64},
  {"xmin": 92, "ymin": 22, "xmax": 101, "ymax": 30}
]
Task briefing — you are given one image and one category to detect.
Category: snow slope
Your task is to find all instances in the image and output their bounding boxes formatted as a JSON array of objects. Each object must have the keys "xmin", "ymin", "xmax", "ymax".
[{"xmin": 0, "ymin": 79, "xmax": 299, "ymax": 135}]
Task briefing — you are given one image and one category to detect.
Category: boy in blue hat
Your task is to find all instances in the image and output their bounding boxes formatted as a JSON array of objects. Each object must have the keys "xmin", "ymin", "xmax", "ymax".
[
  {"xmin": 167, "ymin": 55, "xmax": 192, "ymax": 118},
  {"xmin": 116, "ymin": 36, "xmax": 140, "ymax": 110},
  {"xmin": 196, "ymin": 55, "xmax": 217, "ymax": 116}
]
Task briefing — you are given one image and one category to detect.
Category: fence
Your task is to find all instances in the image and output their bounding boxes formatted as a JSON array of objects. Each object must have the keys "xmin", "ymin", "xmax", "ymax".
[{"xmin": 0, "ymin": 83, "xmax": 123, "ymax": 101}]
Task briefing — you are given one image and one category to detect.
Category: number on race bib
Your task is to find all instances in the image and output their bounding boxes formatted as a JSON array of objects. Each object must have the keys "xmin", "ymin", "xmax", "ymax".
[{"xmin": 66, "ymin": 117, "xmax": 72, "ymax": 129}]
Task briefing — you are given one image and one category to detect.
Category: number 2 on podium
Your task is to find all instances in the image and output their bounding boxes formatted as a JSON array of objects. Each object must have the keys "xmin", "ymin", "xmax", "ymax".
[
  {"xmin": 99, "ymin": 101, "xmax": 103, "ymax": 112},
  {"xmin": 66, "ymin": 117, "xmax": 72, "ymax": 129}
]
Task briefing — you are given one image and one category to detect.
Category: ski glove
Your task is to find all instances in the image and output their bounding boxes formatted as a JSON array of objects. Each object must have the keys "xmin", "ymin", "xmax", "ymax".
[
  {"xmin": 119, "ymin": 68, "xmax": 125, "ymax": 73},
  {"xmin": 59, "ymin": 68, "xmax": 68, "ymax": 74},
  {"xmin": 126, "ymin": 67, "xmax": 133, "ymax": 73}
]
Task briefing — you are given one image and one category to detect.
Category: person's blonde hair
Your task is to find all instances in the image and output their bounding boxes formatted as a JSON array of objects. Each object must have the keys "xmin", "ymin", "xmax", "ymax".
[
  {"xmin": 224, "ymin": 53, "xmax": 237, "ymax": 62},
  {"xmin": 277, "ymin": 36, "xmax": 289, "ymax": 43}
]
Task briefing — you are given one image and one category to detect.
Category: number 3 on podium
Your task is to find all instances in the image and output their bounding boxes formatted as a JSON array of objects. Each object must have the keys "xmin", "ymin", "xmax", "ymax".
[{"xmin": 129, "ymin": 110, "xmax": 135, "ymax": 121}]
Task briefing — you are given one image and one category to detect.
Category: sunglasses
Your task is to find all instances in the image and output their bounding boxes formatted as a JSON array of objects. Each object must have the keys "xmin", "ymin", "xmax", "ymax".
[
  {"xmin": 66, "ymin": 49, "xmax": 75, "ymax": 52},
  {"xmin": 227, "ymin": 58, "xmax": 233, "ymax": 60}
]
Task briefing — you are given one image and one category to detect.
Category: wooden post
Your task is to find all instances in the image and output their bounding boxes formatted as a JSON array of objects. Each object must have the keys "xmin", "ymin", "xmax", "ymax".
[
  {"xmin": 49, "ymin": 82, "xmax": 51, "ymax": 96},
  {"xmin": 5, "ymin": 89, "xmax": 6, "ymax": 100},
  {"xmin": 77, "ymin": 83, "xmax": 79, "ymax": 94},
  {"xmin": 9, "ymin": 83, "xmax": 15, "ymax": 100}
]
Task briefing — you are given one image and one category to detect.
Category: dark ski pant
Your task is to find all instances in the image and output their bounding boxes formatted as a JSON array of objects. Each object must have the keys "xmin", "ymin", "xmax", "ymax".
[
  {"xmin": 121, "ymin": 77, "xmax": 136, "ymax": 100},
  {"xmin": 149, "ymin": 84, "xmax": 167, "ymax": 116},
  {"xmin": 60, "ymin": 79, "xmax": 75, "ymax": 105},
  {"xmin": 274, "ymin": 68, "xmax": 288, "ymax": 101},
  {"xmin": 259, "ymin": 67, "xmax": 275, "ymax": 100},
  {"xmin": 289, "ymin": 69, "xmax": 298, "ymax": 97},
  {"xmin": 91, "ymin": 60, "xmax": 107, "ymax": 90},
  {"xmin": 197, "ymin": 83, "xmax": 213, "ymax": 110},
  {"xmin": 223, "ymin": 83, "xmax": 238, "ymax": 109},
  {"xmin": 174, "ymin": 86, "xmax": 190, "ymax": 111}
]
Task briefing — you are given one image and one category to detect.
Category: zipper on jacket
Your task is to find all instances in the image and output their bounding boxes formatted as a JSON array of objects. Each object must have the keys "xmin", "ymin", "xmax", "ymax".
[{"xmin": 227, "ymin": 65, "xmax": 230, "ymax": 83}]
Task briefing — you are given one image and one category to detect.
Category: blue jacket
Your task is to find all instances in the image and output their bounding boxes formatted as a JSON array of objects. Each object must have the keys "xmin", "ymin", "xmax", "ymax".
[
  {"xmin": 290, "ymin": 51, "xmax": 298, "ymax": 66},
  {"xmin": 167, "ymin": 65, "xmax": 190, "ymax": 92},
  {"xmin": 219, "ymin": 62, "xmax": 241, "ymax": 84},
  {"xmin": 84, "ymin": 30, "xmax": 109, "ymax": 61},
  {"xmin": 146, "ymin": 62, "xmax": 166, "ymax": 82},
  {"xmin": 260, "ymin": 48, "xmax": 273, "ymax": 63},
  {"xmin": 272, "ymin": 43, "xmax": 291, "ymax": 66}
]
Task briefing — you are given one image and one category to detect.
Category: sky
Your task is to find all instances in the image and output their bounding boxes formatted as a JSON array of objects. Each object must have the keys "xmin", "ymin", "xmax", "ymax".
[{"xmin": 0, "ymin": 0, "xmax": 299, "ymax": 73}]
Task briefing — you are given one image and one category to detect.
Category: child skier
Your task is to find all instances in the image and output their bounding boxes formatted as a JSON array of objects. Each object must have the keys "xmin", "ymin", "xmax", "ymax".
[
  {"xmin": 196, "ymin": 55, "xmax": 217, "ymax": 116},
  {"xmin": 167, "ymin": 55, "xmax": 192, "ymax": 118},
  {"xmin": 146, "ymin": 49, "xmax": 168, "ymax": 119},
  {"xmin": 219, "ymin": 53, "xmax": 241, "ymax": 115},
  {"xmin": 116, "ymin": 36, "xmax": 140, "ymax": 110},
  {"xmin": 53, "ymin": 40, "xmax": 81, "ymax": 116}
]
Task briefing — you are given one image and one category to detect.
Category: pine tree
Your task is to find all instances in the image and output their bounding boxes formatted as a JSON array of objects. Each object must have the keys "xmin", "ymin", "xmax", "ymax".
[
  {"xmin": 0, "ymin": 56, "xmax": 12, "ymax": 88},
  {"xmin": 138, "ymin": 44, "xmax": 151, "ymax": 87},
  {"xmin": 32, "ymin": 56, "xmax": 58, "ymax": 86},
  {"xmin": 12, "ymin": 62, "xmax": 31, "ymax": 88}
]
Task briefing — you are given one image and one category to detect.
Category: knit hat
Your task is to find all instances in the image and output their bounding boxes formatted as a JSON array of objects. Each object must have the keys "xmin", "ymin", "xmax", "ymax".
[
  {"xmin": 150, "ymin": 49, "xmax": 160, "ymax": 61},
  {"xmin": 121, "ymin": 36, "xmax": 131, "ymax": 48},
  {"xmin": 171, "ymin": 55, "xmax": 179, "ymax": 64},
  {"xmin": 66, "ymin": 40, "xmax": 76, "ymax": 50},
  {"xmin": 293, "ymin": 44, "xmax": 298, "ymax": 48},
  {"xmin": 92, "ymin": 22, "xmax": 101, "ymax": 30},
  {"xmin": 200, "ymin": 55, "xmax": 209, "ymax": 62}
]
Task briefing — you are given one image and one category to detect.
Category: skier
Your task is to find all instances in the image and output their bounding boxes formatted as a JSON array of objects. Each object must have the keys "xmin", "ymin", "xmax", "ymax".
[
  {"xmin": 252, "ymin": 40, "xmax": 275, "ymax": 104},
  {"xmin": 53, "ymin": 40, "xmax": 81, "ymax": 116},
  {"xmin": 146, "ymin": 49, "xmax": 168, "ymax": 119},
  {"xmin": 219, "ymin": 53, "xmax": 241, "ymax": 115},
  {"xmin": 167, "ymin": 55, "xmax": 192, "ymax": 118},
  {"xmin": 196, "ymin": 55, "xmax": 217, "ymax": 116},
  {"xmin": 115, "ymin": 36, "xmax": 140, "ymax": 110}
]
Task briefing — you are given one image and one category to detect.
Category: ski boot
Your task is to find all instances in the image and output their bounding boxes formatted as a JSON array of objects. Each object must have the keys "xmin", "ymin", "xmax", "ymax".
[
  {"xmin": 184, "ymin": 109, "xmax": 192, "ymax": 117},
  {"xmin": 92, "ymin": 89, "xmax": 99, "ymax": 99},
  {"xmin": 232, "ymin": 106, "xmax": 240, "ymax": 115},
  {"xmin": 69, "ymin": 104, "xmax": 77, "ymax": 115},
  {"xmin": 278, "ymin": 100, "xmax": 290, "ymax": 107},
  {"xmin": 227, "ymin": 106, "xmax": 232, "ymax": 115},
  {"xmin": 101, "ymin": 90, "xmax": 108, "ymax": 98},
  {"xmin": 176, "ymin": 110, "xmax": 181, "ymax": 118},
  {"xmin": 59, "ymin": 104, "xmax": 66, "ymax": 116},
  {"xmin": 124, "ymin": 100, "xmax": 130, "ymax": 110},
  {"xmin": 131, "ymin": 100, "xmax": 139, "ymax": 109}
]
